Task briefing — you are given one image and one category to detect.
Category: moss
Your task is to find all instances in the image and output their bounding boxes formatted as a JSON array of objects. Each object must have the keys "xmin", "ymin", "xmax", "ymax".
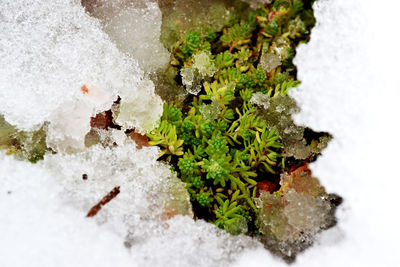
[{"xmin": 0, "ymin": 115, "xmax": 49, "ymax": 163}]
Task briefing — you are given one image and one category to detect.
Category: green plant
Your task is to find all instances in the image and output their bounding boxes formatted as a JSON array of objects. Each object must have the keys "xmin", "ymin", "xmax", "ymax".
[
  {"xmin": 148, "ymin": 0, "xmax": 327, "ymax": 237},
  {"xmin": 214, "ymin": 192, "xmax": 248, "ymax": 234},
  {"xmin": 147, "ymin": 120, "xmax": 184, "ymax": 157}
]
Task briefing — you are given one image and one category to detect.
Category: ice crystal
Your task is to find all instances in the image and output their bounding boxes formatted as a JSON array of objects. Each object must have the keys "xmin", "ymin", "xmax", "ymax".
[
  {"xmin": 128, "ymin": 216, "xmax": 261, "ymax": 266},
  {"xmin": 199, "ymin": 101, "xmax": 222, "ymax": 121},
  {"xmin": 255, "ymin": 171, "xmax": 333, "ymax": 259},
  {"xmin": 271, "ymin": 37, "xmax": 293, "ymax": 61},
  {"xmin": 256, "ymin": 95, "xmax": 310, "ymax": 159},
  {"xmin": 260, "ymin": 53, "xmax": 282, "ymax": 73},
  {"xmin": 284, "ymin": 189, "xmax": 331, "ymax": 236},
  {"xmin": 193, "ymin": 52, "xmax": 217, "ymax": 78},
  {"xmin": 181, "ymin": 67, "xmax": 203, "ymax": 95},
  {"xmin": 250, "ymin": 92, "xmax": 271, "ymax": 110}
]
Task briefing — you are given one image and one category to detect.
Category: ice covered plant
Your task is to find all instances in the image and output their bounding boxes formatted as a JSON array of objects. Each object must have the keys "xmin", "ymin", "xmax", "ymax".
[{"xmin": 148, "ymin": 0, "xmax": 340, "ymax": 261}]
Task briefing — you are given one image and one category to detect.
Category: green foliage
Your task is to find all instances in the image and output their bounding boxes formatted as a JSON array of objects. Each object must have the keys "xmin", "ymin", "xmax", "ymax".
[
  {"xmin": 220, "ymin": 23, "xmax": 253, "ymax": 49},
  {"xmin": 196, "ymin": 191, "xmax": 212, "ymax": 208},
  {"xmin": 178, "ymin": 153, "xmax": 198, "ymax": 176},
  {"xmin": 149, "ymin": 80, "xmax": 280, "ymax": 233},
  {"xmin": 202, "ymin": 155, "xmax": 232, "ymax": 187},
  {"xmin": 214, "ymin": 193, "xmax": 247, "ymax": 234},
  {"xmin": 215, "ymin": 51, "xmax": 235, "ymax": 69},
  {"xmin": 265, "ymin": 20, "xmax": 279, "ymax": 36},
  {"xmin": 161, "ymin": 103, "xmax": 183, "ymax": 125},
  {"xmin": 181, "ymin": 29, "xmax": 202, "ymax": 59},
  {"xmin": 149, "ymin": 0, "xmax": 319, "ymax": 236},
  {"xmin": 147, "ymin": 120, "xmax": 184, "ymax": 157},
  {"xmin": 200, "ymin": 81, "xmax": 235, "ymax": 106}
]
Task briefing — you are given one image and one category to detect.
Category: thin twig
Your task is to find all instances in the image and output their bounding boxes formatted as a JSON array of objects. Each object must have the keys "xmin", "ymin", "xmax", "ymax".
[{"xmin": 86, "ymin": 186, "xmax": 120, "ymax": 217}]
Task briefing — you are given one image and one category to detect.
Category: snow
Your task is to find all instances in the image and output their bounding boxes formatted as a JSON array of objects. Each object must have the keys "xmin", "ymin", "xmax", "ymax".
[
  {"xmin": 234, "ymin": 0, "xmax": 400, "ymax": 266},
  {"xmin": 129, "ymin": 215, "xmax": 261, "ymax": 266},
  {"xmin": 82, "ymin": 0, "xmax": 170, "ymax": 73},
  {"xmin": 114, "ymin": 79, "xmax": 163, "ymax": 132},
  {"xmin": 42, "ymin": 139, "xmax": 193, "ymax": 231},
  {"xmin": 0, "ymin": 0, "xmax": 132, "ymax": 130},
  {"xmin": 1, "ymin": 0, "xmax": 400, "ymax": 266},
  {"xmin": 0, "ymin": 0, "xmax": 163, "ymax": 151},
  {"xmin": 0, "ymin": 153, "xmax": 133, "ymax": 267}
]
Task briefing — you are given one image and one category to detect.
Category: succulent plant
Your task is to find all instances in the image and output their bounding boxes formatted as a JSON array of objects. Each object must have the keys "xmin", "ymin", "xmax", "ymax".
[{"xmin": 146, "ymin": 2, "xmax": 335, "ymax": 249}]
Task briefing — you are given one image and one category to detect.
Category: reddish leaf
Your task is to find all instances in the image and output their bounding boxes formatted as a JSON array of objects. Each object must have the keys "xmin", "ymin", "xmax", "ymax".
[{"xmin": 129, "ymin": 129, "xmax": 150, "ymax": 149}]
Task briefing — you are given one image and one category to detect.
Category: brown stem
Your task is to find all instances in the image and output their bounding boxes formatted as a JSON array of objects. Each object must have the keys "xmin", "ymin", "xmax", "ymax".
[{"xmin": 87, "ymin": 186, "xmax": 120, "ymax": 217}]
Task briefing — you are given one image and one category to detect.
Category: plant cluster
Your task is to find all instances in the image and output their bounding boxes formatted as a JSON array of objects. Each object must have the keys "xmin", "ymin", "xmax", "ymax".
[{"xmin": 148, "ymin": 0, "xmax": 320, "ymax": 235}]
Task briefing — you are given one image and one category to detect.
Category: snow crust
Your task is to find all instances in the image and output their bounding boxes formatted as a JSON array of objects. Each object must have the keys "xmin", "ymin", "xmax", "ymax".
[
  {"xmin": 0, "ymin": 0, "xmax": 163, "ymax": 152},
  {"xmin": 234, "ymin": 0, "xmax": 400, "ymax": 266},
  {"xmin": 1, "ymin": 0, "xmax": 400, "ymax": 266},
  {"xmin": 82, "ymin": 0, "xmax": 170, "ymax": 74},
  {"xmin": 0, "ymin": 153, "xmax": 133, "ymax": 267}
]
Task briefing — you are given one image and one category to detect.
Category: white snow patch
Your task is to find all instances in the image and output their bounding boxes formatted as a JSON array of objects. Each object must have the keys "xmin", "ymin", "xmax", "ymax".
[
  {"xmin": 42, "ymin": 138, "xmax": 193, "ymax": 237},
  {"xmin": 115, "ymin": 79, "xmax": 163, "ymax": 132},
  {"xmin": 0, "ymin": 153, "xmax": 133, "ymax": 267},
  {"xmin": 234, "ymin": 0, "xmax": 400, "ymax": 266},
  {"xmin": 82, "ymin": 0, "xmax": 170, "ymax": 74},
  {"xmin": 0, "ymin": 0, "xmax": 163, "ymax": 151}
]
